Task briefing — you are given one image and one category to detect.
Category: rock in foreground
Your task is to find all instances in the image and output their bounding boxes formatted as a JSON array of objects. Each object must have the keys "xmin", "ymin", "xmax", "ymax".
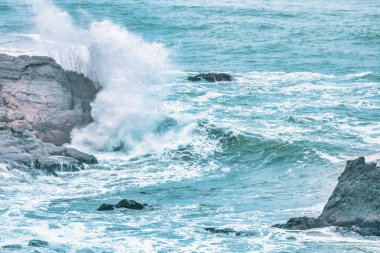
[
  {"xmin": 188, "ymin": 73, "xmax": 233, "ymax": 82},
  {"xmin": 274, "ymin": 157, "xmax": 380, "ymax": 236},
  {"xmin": 0, "ymin": 54, "xmax": 99, "ymax": 173},
  {"xmin": 0, "ymin": 54, "xmax": 98, "ymax": 146}
]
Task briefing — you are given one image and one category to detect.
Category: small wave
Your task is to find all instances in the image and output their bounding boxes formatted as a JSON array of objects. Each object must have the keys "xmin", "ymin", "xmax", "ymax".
[{"xmin": 236, "ymin": 71, "xmax": 336, "ymax": 84}]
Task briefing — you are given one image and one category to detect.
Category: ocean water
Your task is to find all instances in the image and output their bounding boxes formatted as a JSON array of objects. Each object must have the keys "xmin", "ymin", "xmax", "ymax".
[{"xmin": 1, "ymin": 0, "xmax": 380, "ymax": 252}]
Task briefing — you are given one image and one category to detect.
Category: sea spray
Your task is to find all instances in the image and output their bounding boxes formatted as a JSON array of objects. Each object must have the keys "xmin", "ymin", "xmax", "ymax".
[
  {"xmin": 72, "ymin": 20, "xmax": 172, "ymax": 152},
  {"xmin": 29, "ymin": 0, "xmax": 173, "ymax": 152},
  {"xmin": 29, "ymin": 0, "xmax": 88, "ymax": 73}
]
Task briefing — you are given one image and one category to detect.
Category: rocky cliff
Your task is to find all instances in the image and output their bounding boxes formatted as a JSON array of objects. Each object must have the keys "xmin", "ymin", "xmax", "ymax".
[
  {"xmin": 274, "ymin": 157, "xmax": 380, "ymax": 236},
  {"xmin": 0, "ymin": 54, "xmax": 99, "ymax": 173}
]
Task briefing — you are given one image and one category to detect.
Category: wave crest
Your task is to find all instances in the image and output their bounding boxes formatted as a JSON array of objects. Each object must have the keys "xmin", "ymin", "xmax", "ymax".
[{"xmin": 28, "ymin": 0, "xmax": 173, "ymax": 152}]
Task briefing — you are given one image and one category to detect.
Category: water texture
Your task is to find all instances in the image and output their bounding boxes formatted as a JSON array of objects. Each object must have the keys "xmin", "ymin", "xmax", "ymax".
[{"xmin": 0, "ymin": 0, "xmax": 379, "ymax": 252}]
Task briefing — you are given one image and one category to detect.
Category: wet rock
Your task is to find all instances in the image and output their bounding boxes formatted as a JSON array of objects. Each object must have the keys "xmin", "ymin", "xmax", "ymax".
[
  {"xmin": 188, "ymin": 73, "xmax": 233, "ymax": 82},
  {"xmin": 97, "ymin": 199, "xmax": 145, "ymax": 211},
  {"xmin": 274, "ymin": 157, "xmax": 380, "ymax": 236},
  {"xmin": 28, "ymin": 240, "xmax": 49, "ymax": 247},
  {"xmin": 115, "ymin": 199, "xmax": 144, "ymax": 210},
  {"xmin": 273, "ymin": 217, "xmax": 329, "ymax": 230},
  {"xmin": 36, "ymin": 156, "xmax": 84, "ymax": 172},
  {"xmin": 204, "ymin": 227, "xmax": 257, "ymax": 236},
  {"xmin": 97, "ymin": 203, "xmax": 115, "ymax": 211},
  {"xmin": 2, "ymin": 244, "xmax": 22, "ymax": 250},
  {"xmin": 65, "ymin": 147, "xmax": 98, "ymax": 164},
  {"xmin": 204, "ymin": 227, "xmax": 236, "ymax": 234}
]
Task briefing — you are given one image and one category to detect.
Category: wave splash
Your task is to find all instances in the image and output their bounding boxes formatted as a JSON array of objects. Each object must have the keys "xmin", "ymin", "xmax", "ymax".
[{"xmin": 29, "ymin": 0, "xmax": 173, "ymax": 152}]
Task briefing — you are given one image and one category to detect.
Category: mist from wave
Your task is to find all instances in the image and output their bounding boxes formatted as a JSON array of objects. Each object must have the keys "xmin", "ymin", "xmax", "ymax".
[{"xmin": 27, "ymin": 0, "xmax": 177, "ymax": 154}]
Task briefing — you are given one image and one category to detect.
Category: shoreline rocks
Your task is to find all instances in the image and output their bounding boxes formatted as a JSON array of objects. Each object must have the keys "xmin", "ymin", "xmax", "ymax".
[
  {"xmin": 274, "ymin": 157, "xmax": 380, "ymax": 236},
  {"xmin": 0, "ymin": 54, "xmax": 99, "ymax": 173},
  {"xmin": 188, "ymin": 73, "xmax": 233, "ymax": 82}
]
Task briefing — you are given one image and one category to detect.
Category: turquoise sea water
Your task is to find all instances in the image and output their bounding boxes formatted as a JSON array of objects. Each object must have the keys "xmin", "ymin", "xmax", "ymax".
[{"xmin": 0, "ymin": 0, "xmax": 380, "ymax": 252}]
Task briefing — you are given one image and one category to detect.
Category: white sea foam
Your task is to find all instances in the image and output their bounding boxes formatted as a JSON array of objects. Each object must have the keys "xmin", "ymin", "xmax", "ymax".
[
  {"xmin": 315, "ymin": 151, "xmax": 346, "ymax": 164},
  {"xmin": 236, "ymin": 71, "xmax": 336, "ymax": 85},
  {"xmin": 27, "ymin": 0, "xmax": 176, "ymax": 153}
]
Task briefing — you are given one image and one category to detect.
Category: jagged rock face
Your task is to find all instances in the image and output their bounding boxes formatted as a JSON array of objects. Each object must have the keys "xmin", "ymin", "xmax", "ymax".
[
  {"xmin": 0, "ymin": 54, "xmax": 99, "ymax": 173},
  {"xmin": 319, "ymin": 157, "xmax": 380, "ymax": 235},
  {"xmin": 274, "ymin": 157, "xmax": 380, "ymax": 236},
  {"xmin": 0, "ymin": 54, "xmax": 98, "ymax": 146}
]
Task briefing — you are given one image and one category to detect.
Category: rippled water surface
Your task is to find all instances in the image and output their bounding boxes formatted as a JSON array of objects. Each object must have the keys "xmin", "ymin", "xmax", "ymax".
[{"xmin": 0, "ymin": 0, "xmax": 380, "ymax": 252}]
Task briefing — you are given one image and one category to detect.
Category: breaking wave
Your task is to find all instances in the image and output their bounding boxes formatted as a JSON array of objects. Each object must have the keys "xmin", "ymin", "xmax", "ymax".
[{"xmin": 28, "ymin": 0, "xmax": 173, "ymax": 152}]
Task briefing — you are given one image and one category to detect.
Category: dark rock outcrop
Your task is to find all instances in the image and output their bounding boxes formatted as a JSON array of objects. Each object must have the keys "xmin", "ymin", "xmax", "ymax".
[
  {"xmin": 273, "ymin": 217, "xmax": 329, "ymax": 230},
  {"xmin": 0, "ymin": 54, "xmax": 99, "ymax": 173},
  {"xmin": 204, "ymin": 227, "xmax": 257, "ymax": 236},
  {"xmin": 115, "ymin": 199, "xmax": 145, "ymax": 210},
  {"xmin": 274, "ymin": 157, "xmax": 380, "ymax": 236},
  {"xmin": 188, "ymin": 73, "xmax": 233, "ymax": 82},
  {"xmin": 97, "ymin": 203, "xmax": 115, "ymax": 211},
  {"xmin": 204, "ymin": 227, "xmax": 236, "ymax": 234},
  {"xmin": 36, "ymin": 156, "xmax": 85, "ymax": 172},
  {"xmin": 97, "ymin": 199, "xmax": 145, "ymax": 211}
]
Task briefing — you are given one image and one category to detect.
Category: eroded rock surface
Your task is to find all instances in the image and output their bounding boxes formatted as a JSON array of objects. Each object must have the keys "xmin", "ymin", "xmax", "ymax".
[
  {"xmin": 274, "ymin": 157, "xmax": 380, "ymax": 236},
  {"xmin": 188, "ymin": 73, "xmax": 233, "ymax": 82},
  {"xmin": 0, "ymin": 54, "xmax": 99, "ymax": 173},
  {"xmin": 0, "ymin": 54, "xmax": 98, "ymax": 146}
]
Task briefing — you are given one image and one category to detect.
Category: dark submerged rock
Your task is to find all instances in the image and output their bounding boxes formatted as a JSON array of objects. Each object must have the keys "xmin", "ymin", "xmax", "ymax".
[
  {"xmin": 97, "ymin": 203, "xmax": 115, "ymax": 211},
  {"xmin": 204, "ymin": 227, "xmax": 257, "ymax": 236},
  {"xmin": 2, "ymin": 244, "xmax": 22, "ymax": 250},
  {"xmin": 115, "ymin": 199, "xmax": 144, "ymax": 210},
  {"xmin": 97, "ymin": 199, "xmax": 145, "ymax": 211},
  {"xmin": 188, "ymin": 73, "xmax": 233, "ymax": 82},
  {"xmin": 204, "ymin": 227, "xmax": 236, "ymax": 234},
  {"xmin": 274, "ymin": 157, "xmax": 380, "ymax": 236},
  {"xmin": 28, "ymin": 240, "xmax": 49, "ymax": 247}
]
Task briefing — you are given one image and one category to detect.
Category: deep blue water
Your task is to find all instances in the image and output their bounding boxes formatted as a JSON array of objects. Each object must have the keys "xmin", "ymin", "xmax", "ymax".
[{"xmin": 0, "ymin": 0, "xmax": 380, "ymax": 252}]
